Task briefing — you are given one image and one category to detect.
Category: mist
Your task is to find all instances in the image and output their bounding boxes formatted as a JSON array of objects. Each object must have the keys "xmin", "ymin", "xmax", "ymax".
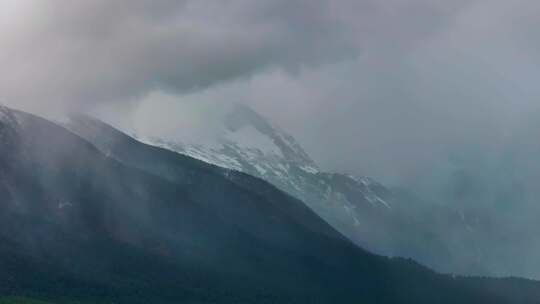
[{"xmin": 3, "ymin": 0, "xmax": 540, "ymax": 279}]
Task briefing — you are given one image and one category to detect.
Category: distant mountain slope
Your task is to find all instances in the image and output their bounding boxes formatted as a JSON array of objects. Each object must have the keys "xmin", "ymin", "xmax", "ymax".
[
  {"xmin": 131, "ymin": 105, "xmax": 395, "ymax": 248},
  {"xmin": 112, "ymin": 105, "xmax": 459, "ymax": 270},
  {"xmin": 2, "ymin": 105, "xmax": 540, "ymax": 303}
]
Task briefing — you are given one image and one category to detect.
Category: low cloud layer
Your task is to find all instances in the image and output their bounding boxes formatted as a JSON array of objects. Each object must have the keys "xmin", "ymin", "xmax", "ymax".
[
  {"xmin": 116, "ymin": 0, "xmax": 540, "ymax": 185},
  {"xmin": 3, "ymin": 0, "xmax": 540, "ymax": 182}
]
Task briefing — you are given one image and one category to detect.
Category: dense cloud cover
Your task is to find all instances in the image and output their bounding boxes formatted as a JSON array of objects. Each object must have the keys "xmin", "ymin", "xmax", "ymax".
[
  {"xmin": 0, "ymin": 0, "xmax": 471, "ymax": 177},
  {"xmin": 3, "ymin": 0, "xmax": 540, "ymax": 188},
  {"xmin": 0, "ymin": 0, "xmax": 360, "ymax": 110},
  {"xmin": 2, "ymin": 0, "xmax": 539, "ymax": 180}
]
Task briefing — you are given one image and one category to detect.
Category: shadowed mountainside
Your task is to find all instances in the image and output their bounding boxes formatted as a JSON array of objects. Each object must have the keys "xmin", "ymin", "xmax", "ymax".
[{"xmin": 0, "ymin": 106, "xmax": 539, "ymax": 303}]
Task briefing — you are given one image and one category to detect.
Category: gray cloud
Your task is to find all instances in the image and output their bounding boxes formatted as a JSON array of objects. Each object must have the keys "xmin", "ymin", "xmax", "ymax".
[
  {"xmin": 4, "ymin": 0, "xmax": 538, "ymax": 191},
  {"xmin": 117, "ymin": 0, "xmax": 539, "ymax": 186},
  {"xmin": 0, "ymin": 0, "xmax": 475, "ymax": 114},
  {"xmin": 0, "ymin": 0, "xmax": 365, "ymax": 114}
]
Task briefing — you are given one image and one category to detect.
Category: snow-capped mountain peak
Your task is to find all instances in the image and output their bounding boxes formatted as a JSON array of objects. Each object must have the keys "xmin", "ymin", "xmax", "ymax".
[
  {"xmin": 143, "ymin": 104, "xmax": 319, "ymax": 176},
  {"xmin": 223, "ymin": 105, "xmax": 318, "ymax": 167},
  {"xmin": 137, "ymin": 104, "xmax": 391, "ymax": 246}
]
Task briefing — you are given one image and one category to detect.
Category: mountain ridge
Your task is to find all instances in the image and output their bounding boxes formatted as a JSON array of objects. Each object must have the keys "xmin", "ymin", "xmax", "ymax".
[
  {"xmin": 132, "ymin": 104, "xmax": 395, "ymax": 249},
  {"xmin": 1, "ymin": 105, "xmax": 540, "ymax": 303}
]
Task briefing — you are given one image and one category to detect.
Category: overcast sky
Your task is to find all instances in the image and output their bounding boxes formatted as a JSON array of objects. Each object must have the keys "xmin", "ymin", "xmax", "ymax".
[{"xmin": 2, "ymin": 0, "xmax": 540, "ymax": 184}]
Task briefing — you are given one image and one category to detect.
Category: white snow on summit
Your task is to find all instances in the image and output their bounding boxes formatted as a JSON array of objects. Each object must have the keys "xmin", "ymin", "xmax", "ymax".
[
  {"xmin": 137, "ymin": 104, "xmax": 392, "ymax": 226},
  {"xmin": 225, "ymin": 125, "xmax": 283, "ymax": 158}
]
